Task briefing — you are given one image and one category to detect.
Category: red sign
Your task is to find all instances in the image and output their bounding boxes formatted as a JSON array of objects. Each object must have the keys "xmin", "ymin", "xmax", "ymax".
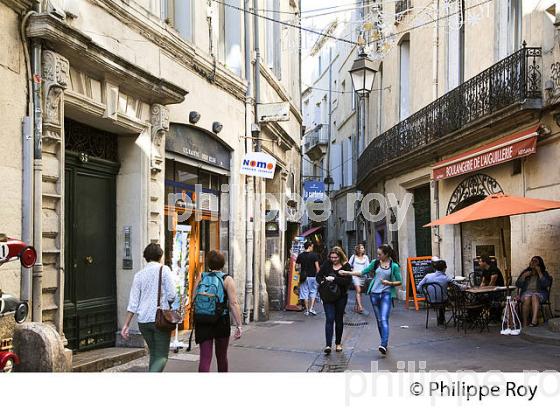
[{"xmin": 432, "ymin": 126, "xmax": 539, "ymax": 181}]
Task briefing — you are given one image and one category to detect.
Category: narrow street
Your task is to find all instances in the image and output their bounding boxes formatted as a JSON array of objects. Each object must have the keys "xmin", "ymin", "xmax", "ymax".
[{"xmin": 106, "ymin": 293, "xmax": 560, "ymax": 373}]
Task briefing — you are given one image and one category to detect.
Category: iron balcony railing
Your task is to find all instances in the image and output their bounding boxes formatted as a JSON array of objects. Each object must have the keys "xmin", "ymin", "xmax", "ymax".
[
  {"xmin": 304, "ymin": 123, "xmax": 329, "ymax": 152},
  {"xmin": 357, "ymin": 46, "xmax": 542, "ymax": 184}
]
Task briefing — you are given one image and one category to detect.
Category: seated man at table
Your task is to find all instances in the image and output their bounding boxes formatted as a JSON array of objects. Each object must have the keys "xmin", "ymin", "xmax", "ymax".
[
  {"xmin": 417, "ymin": 260, "xmax": 463, "ymax": 325},
  {"xmin": 478, "ymin": 255, "xmax": 505, "ymax": 287}
]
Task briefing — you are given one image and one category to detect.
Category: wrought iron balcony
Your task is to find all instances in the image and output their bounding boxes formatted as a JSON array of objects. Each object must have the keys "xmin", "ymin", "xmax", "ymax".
[
  {"xmin": 304, "ymin": 123, "xmax": 329, "ymax": 161},
  {"xmin": 357, "ymin": 46, "xmax": 542, "ymax": 187}
]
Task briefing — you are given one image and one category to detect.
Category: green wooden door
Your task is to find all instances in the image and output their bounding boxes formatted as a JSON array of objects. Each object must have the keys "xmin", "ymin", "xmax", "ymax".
[
  {"xmin": 64, "ymin": 153, "xmax": 119, "ymax": 351},
  {"xmin": 413, "ymin": 185, "xmax": 432, "ymax": 257}
]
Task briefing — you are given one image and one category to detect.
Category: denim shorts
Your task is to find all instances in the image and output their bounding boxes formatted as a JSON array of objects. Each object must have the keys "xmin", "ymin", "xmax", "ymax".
[{"xmin": 299, "ymin": 277, "xmax": 318, "ymax": 299}]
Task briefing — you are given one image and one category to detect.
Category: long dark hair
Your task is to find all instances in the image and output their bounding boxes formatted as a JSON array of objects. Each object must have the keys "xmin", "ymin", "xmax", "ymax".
[
  {"xmin": 529, "ymin": 256, "xmax": 547, "ymax": 273},
  {"xmin": 378, "ymin": 244, "xmax": 398, "ymax": 263}
]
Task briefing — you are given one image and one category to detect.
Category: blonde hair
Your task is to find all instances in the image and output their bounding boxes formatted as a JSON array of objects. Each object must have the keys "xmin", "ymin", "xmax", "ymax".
[{"xmin": 329, "ymin": 246, "xmax": 348, "ymax": 265}]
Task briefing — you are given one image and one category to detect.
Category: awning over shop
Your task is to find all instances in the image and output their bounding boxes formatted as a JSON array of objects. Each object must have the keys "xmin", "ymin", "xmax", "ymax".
[
  {"xmin": 300, "ymin": 226, "xmax": 322, "ymax": 237},
  {"xmin": 432, "ymin": 126, "xmax": 540, "ymax": 181},
  {"xmin": 424, "ymin": 194, "xmax": 560, "ymax": 226}
]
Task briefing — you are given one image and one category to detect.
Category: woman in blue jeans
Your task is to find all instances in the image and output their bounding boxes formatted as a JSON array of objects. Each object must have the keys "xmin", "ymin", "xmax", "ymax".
[
  {"xmin": 316, "ymin": 247, "xmax": 353, "ymax": 354},
  {"xmin": 343, "ymin": 244, "xmax": 402, "ymax": 355}
]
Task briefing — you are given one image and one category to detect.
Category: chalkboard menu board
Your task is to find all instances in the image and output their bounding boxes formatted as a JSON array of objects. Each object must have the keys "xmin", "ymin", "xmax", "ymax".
[{"xmin": 405, "ymin": 256, "xmax": 434, "ymax": 310}]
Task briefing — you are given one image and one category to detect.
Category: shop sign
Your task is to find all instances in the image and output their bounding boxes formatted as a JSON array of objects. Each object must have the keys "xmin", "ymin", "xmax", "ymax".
[
  {"xmin": 240, "ymin": 152, "xmax": 276, "ymax": 179},
  {"xmin": 257, "ymin": 102, "xmax": 290, "ymax": 123},
  {"xmin": 432, "ymin": 127, "xmax": 539, "ymax": 181},
  {"xmin": 166, "ymin": 124, "xmax": 231, "ymax": 170},
  {"xmin": 303, "ymin": 180, "xmax": 325, "ymax": 202}
]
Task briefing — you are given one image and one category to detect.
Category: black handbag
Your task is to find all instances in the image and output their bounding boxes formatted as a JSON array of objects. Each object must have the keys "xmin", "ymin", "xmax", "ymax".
[{"xmin": 319, "ymin": 280, "xmax": 341, "ymax": 303}]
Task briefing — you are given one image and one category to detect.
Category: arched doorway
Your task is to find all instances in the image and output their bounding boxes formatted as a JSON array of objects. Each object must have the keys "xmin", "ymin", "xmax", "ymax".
[
  {"xmin": 446, "ymin": 174, "xmax": 503, "ymax": 215},
  {"xmin": 446, "ymin": 174, "xmax": 510, "ymax": 278}
]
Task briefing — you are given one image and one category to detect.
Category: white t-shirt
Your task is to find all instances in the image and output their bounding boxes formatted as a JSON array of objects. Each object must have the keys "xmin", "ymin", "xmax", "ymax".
[{"xmin": 349, "ymin": 254, "xmax": 370, "ymax": 272}]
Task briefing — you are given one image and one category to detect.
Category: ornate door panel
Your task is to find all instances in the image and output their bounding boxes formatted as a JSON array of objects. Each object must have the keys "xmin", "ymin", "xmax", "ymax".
[{"xmin": 64, "ymin": 119, "xmax": 119, "ymax": 351}]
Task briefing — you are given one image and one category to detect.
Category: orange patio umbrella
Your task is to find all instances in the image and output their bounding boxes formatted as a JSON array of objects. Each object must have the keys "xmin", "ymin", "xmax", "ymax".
[{"xmin": 424, "ymin": 194, "xmax": 560, "ymax": 227}]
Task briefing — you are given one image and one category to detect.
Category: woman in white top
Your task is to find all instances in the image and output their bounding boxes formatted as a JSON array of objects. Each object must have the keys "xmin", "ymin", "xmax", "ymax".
[
  {"xmin": 121, "ymin": 243, "xmax": 176, "ymax": 372},
  {"xmin": 348, "ymin": 243, "xmax": 370, "ymax": 314}
]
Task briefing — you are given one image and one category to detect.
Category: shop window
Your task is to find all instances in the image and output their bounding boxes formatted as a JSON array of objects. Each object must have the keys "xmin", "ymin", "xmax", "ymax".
[
  {"xmin": 199, "ymin": 171, "xmax": 211, "ymax": 189},
  {"xmin": 175, "ymin": 162, "xmax": 198, "ymax": 186}
]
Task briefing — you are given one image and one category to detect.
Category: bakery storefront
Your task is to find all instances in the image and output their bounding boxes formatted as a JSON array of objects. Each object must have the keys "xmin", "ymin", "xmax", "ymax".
[
  {"xmin": 434, "ymin": 125, "xmax": 541, "ymax": 282},
  {"xmin": 164, "ymin": 123, "xmax": 232, "ymax": 326}
]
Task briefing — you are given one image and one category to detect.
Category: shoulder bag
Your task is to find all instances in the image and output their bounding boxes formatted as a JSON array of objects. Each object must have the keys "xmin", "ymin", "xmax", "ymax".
[{"xmin": 155, "ymin": 266, "xmax": 183, "ymax": 332}]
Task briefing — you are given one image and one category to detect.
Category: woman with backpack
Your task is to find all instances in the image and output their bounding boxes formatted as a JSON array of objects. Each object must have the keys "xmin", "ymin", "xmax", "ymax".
[
  {"xmin": 341, "ymin": 244, "xmax": 402, "ymax": 355},
  {"xmin": 348, "ymin": 243, "xmax": 370, "ymax": 314},
  {"xmin": 121, "ymin": 243, "xmax": 176, "ymax": 372},
  {"xmin": 192, "ymin": 250, "xmax": 242, "ymax": 372},
  {"xmin": 316, "ymin": 246, "xmax": 353, "ymax": 354}
]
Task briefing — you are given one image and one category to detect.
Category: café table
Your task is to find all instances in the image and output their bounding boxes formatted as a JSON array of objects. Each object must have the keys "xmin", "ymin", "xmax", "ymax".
[{"xmin": 462, "ymin": 286, "xmax": 517, "ymax": 330}]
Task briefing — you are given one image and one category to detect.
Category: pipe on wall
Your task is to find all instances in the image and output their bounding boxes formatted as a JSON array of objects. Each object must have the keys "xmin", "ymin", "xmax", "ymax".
[{"xmin": 20, "ymin": 10, "xmax": 37, "ymax": 305}]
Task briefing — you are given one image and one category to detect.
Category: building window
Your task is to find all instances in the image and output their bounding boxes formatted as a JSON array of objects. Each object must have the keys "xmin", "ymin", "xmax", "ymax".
[
  {"xmin": 497, "ymin": 0, "xmax": 522, "ymax": 60},
  {"xmin": 266, "ymin": 0, "xmax": 282, "ymax": 79},
  {"xmin": 218, "ymin": 0, "xmax": 243, "ymax": 75},
  {"xmin": 314, "ymin": 102, "xmax": 321, "ymax": 126},
  {"xmin": 399, "ymin": 37, "xmax": 411, "ymax": 121},
  {"xmin": 447, "ymin": 0, "xmax": 465, "ymax": 90},
  {"xmin": 162, "ymin": 0, "xmax": 193, "ymax": 42}
]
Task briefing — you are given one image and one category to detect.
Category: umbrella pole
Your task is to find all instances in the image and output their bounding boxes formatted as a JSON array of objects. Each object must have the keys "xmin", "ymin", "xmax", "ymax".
[{"xmin": 501, "ymin": 226, "xmax": 510, "ymax": 285}]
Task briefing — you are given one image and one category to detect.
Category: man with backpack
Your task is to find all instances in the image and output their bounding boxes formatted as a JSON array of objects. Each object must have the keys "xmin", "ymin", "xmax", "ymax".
[{"xmin": 191, "ymin": 250, "xmax": 242, "ymax": 372}]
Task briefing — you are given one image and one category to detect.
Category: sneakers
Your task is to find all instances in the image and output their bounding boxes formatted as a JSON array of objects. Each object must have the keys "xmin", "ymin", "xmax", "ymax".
[
  {"xmin": 335, "ymin": 344, "xmax": 343, "ymax": 352},
  {"xmin": 378, "ymin": 345, "xmax": 387, "ymax": 355},
  {"xmin": 309, "ymin": 309, "xmax": 317, "ymax": 316},
  {"xmin": 304, "ymin": 310, "xmax": 309, "ymax": 316},
  {"xmin": 324, "ymin": 346, "xmax": 332, "ymax": 354}
]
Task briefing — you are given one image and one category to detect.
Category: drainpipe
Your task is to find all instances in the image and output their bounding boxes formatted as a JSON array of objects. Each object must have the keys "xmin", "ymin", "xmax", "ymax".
[
  {"xmin": 431, "ymin": 0, "xmax": 441, "ymax": 257},
  {"xmin": 20, "ymin": 10, "xmax": 36, "ymax": 305},
  {"xmin": 252, "ymin": 0, "xmax": 262, "ymax": 321},
  {"xmin": 243, "ymin": 0, "xmax": 254, "ymax": 325},
  {"xmin": 31, "ymin": 0, "xmax": 43, "ymax": 322}
]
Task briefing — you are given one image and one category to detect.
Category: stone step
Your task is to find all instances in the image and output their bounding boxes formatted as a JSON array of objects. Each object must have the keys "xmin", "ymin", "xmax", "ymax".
[
  {"xmin": 72, "ymin": 347, "xmax": 146, "ymax": 372},
  {"xmin": 521, "ymin": 326, "xmax": 560, "ymax": 347}
]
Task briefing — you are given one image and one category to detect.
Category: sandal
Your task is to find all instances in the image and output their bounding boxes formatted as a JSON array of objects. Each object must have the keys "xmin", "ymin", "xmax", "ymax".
[{"xmin": 529, "ymin": 322, "xmax": 538, "ymax": 327}]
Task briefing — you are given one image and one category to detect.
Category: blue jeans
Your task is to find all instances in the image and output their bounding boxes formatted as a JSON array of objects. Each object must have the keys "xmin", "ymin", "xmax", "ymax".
[
  {"xmin": 370, "ymin": 292, "xmax": 392, "ymax": 348},
  {"xmin": 324, "ymin": 294, "xmax": 348, "ymax": 346}
]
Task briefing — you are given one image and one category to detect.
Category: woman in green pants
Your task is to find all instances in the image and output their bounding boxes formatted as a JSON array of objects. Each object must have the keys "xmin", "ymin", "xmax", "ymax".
[{"xmin": 121, "ymin": 243, "xmax": 176, "ymax": 372}]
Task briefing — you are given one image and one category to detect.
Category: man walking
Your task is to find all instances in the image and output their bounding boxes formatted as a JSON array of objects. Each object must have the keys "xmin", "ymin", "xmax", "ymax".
[{"xmin": 296, "ymin": 240, "xmax": 321, "ymax": 315}]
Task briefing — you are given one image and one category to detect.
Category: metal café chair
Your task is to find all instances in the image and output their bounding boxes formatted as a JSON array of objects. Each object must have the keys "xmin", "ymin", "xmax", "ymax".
[
  {"xmin": 448, "ymin": 284, "xmax": 489, "ymax": 333},
  {"xmin": 421, "ymin": 283, "xmax": 449, "ymax": 329},
  {"xmin": 468, "ymin": 271, "xmax": 482, "ymax": 287},
  {"xmin": 541, "ymin": 278, "xmax": 554, "ymax": 322}
]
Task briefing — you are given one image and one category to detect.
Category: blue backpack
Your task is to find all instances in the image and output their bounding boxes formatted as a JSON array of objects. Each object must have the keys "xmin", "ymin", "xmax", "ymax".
[{"xmin": 193, "ymin": 271, "xmax": 229, "ymax": 324}]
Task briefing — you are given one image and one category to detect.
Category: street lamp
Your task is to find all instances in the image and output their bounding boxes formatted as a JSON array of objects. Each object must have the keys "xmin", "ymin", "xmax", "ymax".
[
  {"xmin": 349, "ymin": 51, "xmax": 377, "ymax": 250},
  {"xmin": 349, "ymin": 52, "xmax": 378, "ymax": 98}
]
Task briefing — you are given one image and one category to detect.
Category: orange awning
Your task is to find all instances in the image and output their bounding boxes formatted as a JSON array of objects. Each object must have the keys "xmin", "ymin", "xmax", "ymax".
[
  {"xmin": 432, "ymin": 126, "xmax": 539, "ymax": 181},
  {"xmin": 425, "ymin": 194, "xmax": 560, "ymax": 226}
]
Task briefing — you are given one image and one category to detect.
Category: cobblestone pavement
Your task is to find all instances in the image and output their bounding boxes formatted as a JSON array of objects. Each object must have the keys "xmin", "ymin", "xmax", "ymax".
[{"xmin": 105, "ymin": 294, "xmax": 560, "ymax": 373}]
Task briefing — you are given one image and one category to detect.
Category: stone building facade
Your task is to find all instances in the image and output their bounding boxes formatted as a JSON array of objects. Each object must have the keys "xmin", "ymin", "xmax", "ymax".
[
  {"xmin": 354, "ymin": 0, "xmax": 560, "ymax": 312},
  {"xmin": 0, "ymin": 0, "xmax": 302, "ymax": 359}
]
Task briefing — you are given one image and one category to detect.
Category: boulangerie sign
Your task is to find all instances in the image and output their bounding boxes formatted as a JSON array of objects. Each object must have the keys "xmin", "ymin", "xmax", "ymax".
[
  {"xmin": 240, "ymin": 152, "xmax": 277, "ymax": 179},
  {"xmin": 432, "ymin": 126, "xmax": 539, "ymax": 181}
]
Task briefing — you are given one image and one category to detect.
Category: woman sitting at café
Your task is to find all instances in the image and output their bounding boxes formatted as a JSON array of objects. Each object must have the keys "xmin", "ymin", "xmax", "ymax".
[{"xmin": 516, "ymin": 256, "xmax": 552, "ymax": 327}]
